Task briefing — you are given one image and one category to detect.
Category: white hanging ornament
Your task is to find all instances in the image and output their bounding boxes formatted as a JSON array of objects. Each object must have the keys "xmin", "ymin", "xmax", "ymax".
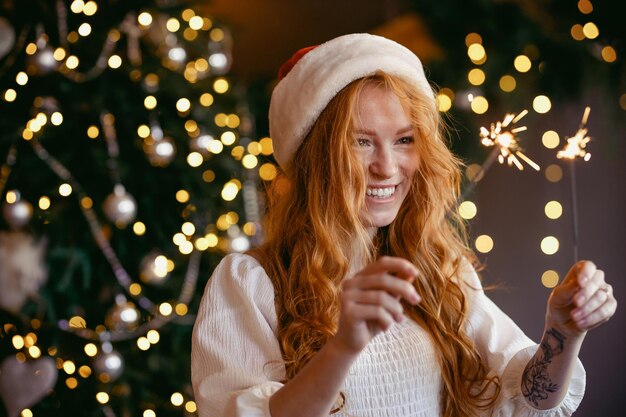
[
  {"xmin": 207, "ymin": 27, "xmax": 233, "ymax": 76},
  {"xmin": 92, "ymin": 342, "xmax": 124, "ymax": 382},
  {"xmin": 0, "ymin": 17, "xmax": 16, "ymax": 60},
  {"xmin": 0, "ymin": 231, "xmax": 48, "ymax": 314},
  {"xmin": 35, "ymin": 96, "xmax": 61, "ymax": 115},
  {"xmin": 0, "ymin": 356, "xmax": 58, "ymax": 417},
  {"xmin": 2, "ymin": 197, "xmax": 33, "ymax": 229},
  {"xmin": 103, "ymin": 185, "xmax": 137, "ymax": 227},
  {"xmin": 189, "ymin": 132, "xmax": 215, "ymax": 157},
  {"xmin": 26, "ymin": 33, "xmax": 59, "ymax": 75},
  {"xmin": 228, "ymin": 226, "xmax": 250, "ymax": 253},
  {"xmin": 139, "ymin": 251, "xmax": 170, "ymax": 285},
  {"xmin": 144, "ymin": 136, "xmax": 177, "ymax": 167},
  {"xmin": 105, "ymin": 294, "xmax": 141, "ymax": 331}
]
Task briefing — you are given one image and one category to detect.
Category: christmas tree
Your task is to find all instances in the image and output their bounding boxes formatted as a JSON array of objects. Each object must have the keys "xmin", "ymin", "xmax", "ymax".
[{"xmin": 0, "ymin": 1, "xmax": 272, "ymax": 416}]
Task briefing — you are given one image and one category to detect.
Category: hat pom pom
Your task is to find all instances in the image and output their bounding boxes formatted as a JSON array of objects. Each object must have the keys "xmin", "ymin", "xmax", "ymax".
[{"xmin": 278, "ymin": 45, "xmax": 318, "ymax": 80}]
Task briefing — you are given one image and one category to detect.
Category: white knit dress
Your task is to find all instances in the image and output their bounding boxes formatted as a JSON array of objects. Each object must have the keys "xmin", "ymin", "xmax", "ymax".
[{"xmin": 191, "ymin": 254, "xmax": 585, "ymax": 417}]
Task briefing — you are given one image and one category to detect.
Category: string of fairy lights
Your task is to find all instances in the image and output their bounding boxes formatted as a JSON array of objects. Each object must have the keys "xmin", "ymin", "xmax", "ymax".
[{"xmin": 0, "ymin": 1, "xmax": 280, "ymax": 416}]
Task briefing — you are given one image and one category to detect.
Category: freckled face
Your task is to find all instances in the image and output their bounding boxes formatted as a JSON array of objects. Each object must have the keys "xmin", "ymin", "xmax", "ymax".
[{"xmin": 353, "ymin": 85, "xmax": 419, "ymax": 230}]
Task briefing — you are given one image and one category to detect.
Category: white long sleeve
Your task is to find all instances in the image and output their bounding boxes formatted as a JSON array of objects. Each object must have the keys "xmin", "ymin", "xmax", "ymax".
[
  {"xmin": 191, "ymin": 254, "xmax": 586, "ymax": 417},
  {"xmin": 191, "ymin": 253, "xmax": 285, "ymax": 417}
]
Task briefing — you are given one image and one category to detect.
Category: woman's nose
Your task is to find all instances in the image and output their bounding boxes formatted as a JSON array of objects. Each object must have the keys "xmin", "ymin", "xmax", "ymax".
[{"xmin": 369, "ymin": 146, "xmax": 398, "ymax": 178}]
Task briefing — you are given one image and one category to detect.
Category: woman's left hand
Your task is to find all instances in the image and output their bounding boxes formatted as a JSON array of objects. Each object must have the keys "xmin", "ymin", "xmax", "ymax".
[{"xmin": 546, "ymin": 260, "xmax": 617, "ymax": 338}]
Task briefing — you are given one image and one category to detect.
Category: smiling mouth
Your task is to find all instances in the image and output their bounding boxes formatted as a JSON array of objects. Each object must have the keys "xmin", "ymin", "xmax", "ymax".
[{"xmin": 366, "ymin": 186, "xmax": 396, "ymax": 199}]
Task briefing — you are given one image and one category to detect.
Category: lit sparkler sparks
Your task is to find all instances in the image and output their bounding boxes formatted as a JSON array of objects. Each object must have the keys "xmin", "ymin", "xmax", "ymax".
[
  {"xmin": 558, "ymin": 106, "xmax": 592, "ymax": 263},
  {"xmin": 479, "ymin": 109, "xmax": 540, "ymax": 171},
  {"xmin": 556, "ymin": 107, "xmax": 591, "ymax": 161}
]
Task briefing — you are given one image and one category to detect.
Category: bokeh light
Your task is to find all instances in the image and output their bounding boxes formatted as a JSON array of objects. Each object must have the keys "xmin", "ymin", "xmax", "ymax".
[
  {"xmin": 475, "ymin": 235, "xmax": 494, "ymax": 253},
  {"xmin": 540, "ymin": 236, "xmax": 559, "ymax": 255},
  {"xmin": 541, "ymin": 270, "xmax": 560, "ymax": 288}
]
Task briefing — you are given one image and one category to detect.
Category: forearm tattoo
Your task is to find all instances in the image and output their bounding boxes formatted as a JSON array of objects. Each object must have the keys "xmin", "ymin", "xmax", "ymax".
[{"xmin": 521, "ymin": 328, "xmax": 565, "ymax": 407}]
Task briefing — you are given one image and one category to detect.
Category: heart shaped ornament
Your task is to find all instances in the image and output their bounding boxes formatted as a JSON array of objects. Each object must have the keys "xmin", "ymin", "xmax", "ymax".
[{"xmin": 0, "ymin": 356, "xmax": 58, "ymax": 417}]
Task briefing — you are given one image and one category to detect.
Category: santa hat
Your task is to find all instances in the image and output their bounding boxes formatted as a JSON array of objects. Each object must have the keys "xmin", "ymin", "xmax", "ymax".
[{"xmin": 269, "ymin": 33, "xmax": 433, "ymax": 169}]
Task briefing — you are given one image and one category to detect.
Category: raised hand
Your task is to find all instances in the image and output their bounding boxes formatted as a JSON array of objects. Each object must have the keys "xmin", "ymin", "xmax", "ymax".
[
  {"xmin": 333, "ymin": 256, "xmax": 421, "ymax": 354},
  {"xmin": 547, "ymin": 260, "xmax": 617, "ymax": 338}
]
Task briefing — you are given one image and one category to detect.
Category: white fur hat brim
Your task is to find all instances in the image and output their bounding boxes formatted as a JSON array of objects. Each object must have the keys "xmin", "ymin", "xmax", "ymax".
[{"xmin": 269, "ymin": 33, "xmax": 433, "ymax": 169}]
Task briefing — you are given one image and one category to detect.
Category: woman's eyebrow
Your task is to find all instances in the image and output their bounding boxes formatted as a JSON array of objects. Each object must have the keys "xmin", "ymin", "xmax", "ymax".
[
  {"xmin": 396, "ymin": 126, "xmax": 414, "ymax": 135},
  {"xmin": 354, "ymin": 126, "xmax": 414, "ymax": 136}
]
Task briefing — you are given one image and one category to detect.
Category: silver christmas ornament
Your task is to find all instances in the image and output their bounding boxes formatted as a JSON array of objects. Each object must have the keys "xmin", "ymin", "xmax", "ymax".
[
  {"xmin": 0, "ymin": 17, "xmax": 15, "ymax": 60},
  {"xmin": 93, "ymin": 345, "xmax": 124, "ymax": 382},
  {"xmin": 103, "ymin": 185, "xmax": 137, "ymax": 226},
  {"xmin": 26, "ymin": 35, "xmax": 58, "ymax": 75},
  {"xmin": 105, "ymin": 295, "xmax": 141, "ymax": 331},
  {"xmin": 189, "ymin": 133, "xmax": 215, "ymax": 157},
  {"xmin": 144, "ymin": 136, "xmax": 176, "ymax": 167},
  {"xmin": 207, "ymin": 27, "xmax": 233, "ymax": 76},
  {"xmin": 2, "ymin": 199, "xmax": 34, "ymax": 229},
  {"xmin": 36, "ymin": 96, "xmax": 61, "ymax": 115},
  {"xmin": 139, "ymin": 251, "xmax": 170, "ymax": 285}
]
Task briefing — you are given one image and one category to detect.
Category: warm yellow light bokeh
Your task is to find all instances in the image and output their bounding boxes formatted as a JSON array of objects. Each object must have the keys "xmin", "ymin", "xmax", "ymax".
[
  {"xmin": 176, "ymin": 98, "xmax": 191, "ymax": 112},
  {"xmin": 84, "ymin": 343, "xmax": 98, "ymax": 356},
  {"xmin": 221, "ymin": 131, "xmax": 236, "ymax": 146},
  {"xmin": 542, "ymin": 270, "xmax": 560, "ymax": 288},
  {"xmin": 514, "ymin": 55, "xmax": 532, "ymax": 72},
  {"xmin": 4, "ymin": 88, "xmax": 17, "ymax": 102},
  {"xmin": 544, "ymin": 201, "xmax": 563, "ymax": 219},
  {"xmin": 200, "ymin": 93, "xmax": 214, "ymax": 107},
  {"xmin": 436, "ymin": 94, "xmax": 452, "ymax": 112},
  {"xmin": 259, "ymin": 137, "xmax": 274, "ymax": 155},
  {"xmin": 499, "ymin": 75, "xmax": 516, "ymax": 92},
  {"xmin": 540, "ymin": 236, "xmax": 559, "ymax": 255},
  {"xmin": 138, "ymin": 12, "xmax": 153, "ymax": 26},
  {"xmin": 468, "ymin": 68, "xmax": 485, "ymax": 86},
  {"xmin": 475, "ymin": 235, "xmax": 494, "ymax": 253},
  {"xmin": 465, "ymin": 33, "xmax": 482, "ymax": 47},
  {"xmin": 542, "ymin": 130, "xmax": 560, "ymax": 149},
  {"xmin": 171, "ymin": 392, "xmax": 184, "ymax": 406},
  {"xmin": 458, "ymin": 201, "xmax": 477, "ymax": 219},
  {"xmin": 470, "ymin": 96, "xmax": 489, "ymax": 114},
  {"xmin": 582, "ymin": 22, "xmax": 599, "ymax": 39},
  {"xmin": 259, "ymin": 163, "xmax": 278, "ymax": 181},
  {"xmin": 601, "ymin": 46, "xmax": 617, "ymax": 63},
  {"xmin": 133, "ymin": 221, "xmax": 146, "ymax": 236},
  {"xmin": 96, "ymin": 392, "xmax": 109, "ymax": 404},
  {"xmin": 467, "ymin": 43, "xmax": 486, "ymax": 62},
  {"xmin": 578, "ymin": 0, "xmax": 593, "ymax": 14},
  {"xmin": 545, "ymin": 164, "xmax": 563, "ymax": 182},
  {"xmin": 222, "ymin": 182, "xmax": 239, "ymax": 201},
  {"xmin": 532, "ymin": 95, "xmax": 551, "ymax": 113},
  {"xmin": 39, "ymin": 196, "xmax": 51, "ymax": 210},
  {"xmin": 213, "ymin": 78, "xmax": 229, "ymax": 93},
  {"xmin": 144, "ymin": 96, "xmax": 157, "ymax": 110},
  {"xmin": 570, "ymin": 24, "xmax": 585, "ymax": 41}
]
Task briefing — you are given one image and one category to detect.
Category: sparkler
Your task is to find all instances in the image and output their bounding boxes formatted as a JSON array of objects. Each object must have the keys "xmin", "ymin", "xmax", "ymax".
[
  {"xmin": 479, "ymin": 109, "xmax": 540, "ymax": 171},
  {"xmin": 557, "ymin": 106, "xmax": 592, "ymax": 262},
  {"xmin": 462, "ymin": 110, "xmax": 539, "ymax": 200},
  {"xmin": 557, "ymin": 106, "xmax": 591, "ymax": 162}
]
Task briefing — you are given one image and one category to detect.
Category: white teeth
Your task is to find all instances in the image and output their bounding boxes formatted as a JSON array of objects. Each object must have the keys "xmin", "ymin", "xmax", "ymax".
[{"xmin": 366, "ymin": 186, "xmax": 395, "ymax": 198}]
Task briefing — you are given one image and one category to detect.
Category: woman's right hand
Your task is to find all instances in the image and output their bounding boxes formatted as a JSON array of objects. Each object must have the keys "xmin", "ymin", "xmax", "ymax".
[{"xmin": 333, "ymin": 256, "xmax": 421, "ymax": 355}]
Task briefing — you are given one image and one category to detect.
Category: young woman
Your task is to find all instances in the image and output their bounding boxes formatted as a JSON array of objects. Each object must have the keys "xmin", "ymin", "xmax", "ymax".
[{"xmin": 191, "ymin": 33, "xmax": 617, "ymax": 417}]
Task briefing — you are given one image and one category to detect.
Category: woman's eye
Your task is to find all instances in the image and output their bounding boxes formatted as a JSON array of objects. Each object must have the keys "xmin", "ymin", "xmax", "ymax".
[
  {"xmin": 356, "ymin": 138, "xmax": 370, "ymax": 146},
  {"xmin": 397, "ymin": 136, "xmax": 415, "ymax": 145}
]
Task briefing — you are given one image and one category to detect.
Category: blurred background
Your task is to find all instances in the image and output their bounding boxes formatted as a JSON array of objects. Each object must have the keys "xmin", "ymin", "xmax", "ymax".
[{"xmin": 0, "ymin": 0, "xmax": 624, "ymax": 416}]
